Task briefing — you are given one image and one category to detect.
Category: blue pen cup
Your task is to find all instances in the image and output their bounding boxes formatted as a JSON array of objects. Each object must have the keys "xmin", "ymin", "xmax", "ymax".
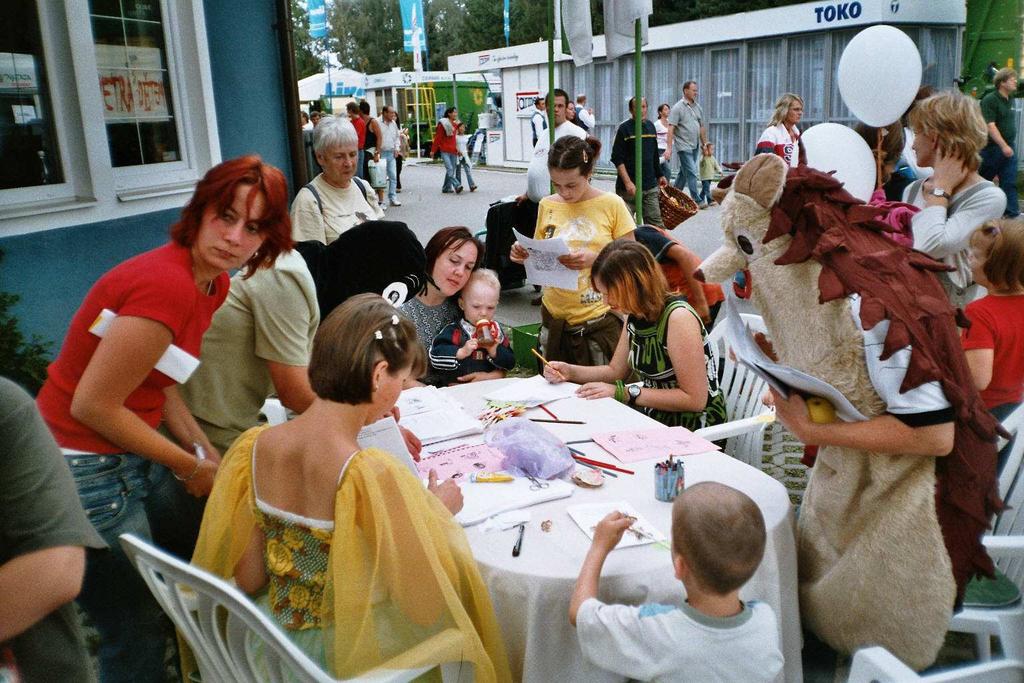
[{"xmin": 654, "ymin": 462, "xmax": 685, "ymax": 502}]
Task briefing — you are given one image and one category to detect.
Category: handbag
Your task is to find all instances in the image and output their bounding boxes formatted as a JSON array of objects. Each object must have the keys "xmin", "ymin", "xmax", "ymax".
[{"xmin": 367, "ymin": 158, "xmax": 387, "ymax": 189}]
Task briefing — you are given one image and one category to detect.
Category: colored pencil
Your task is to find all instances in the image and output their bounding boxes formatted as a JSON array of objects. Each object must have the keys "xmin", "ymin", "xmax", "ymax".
[
  {"xmin": 531, "ymin": 347, "xmax": 567, "ymax": 381},
  {"xmin": 538, "ymin": 403, "xmax": 559, "ymax": 420},
  {"xmin": 565, "ymin": 439, "xmax": 593, "ymax": 445},
  {"xmin": 571, "ymin": 454, "xmax": 634, "ymax": 475},
  {"xmin": 569, "ymin": 450, "xmax": 619, "ymax": 478},
  {"xmin": 529, "ymin": 418, "xmax": 585, "ymax": 425}
]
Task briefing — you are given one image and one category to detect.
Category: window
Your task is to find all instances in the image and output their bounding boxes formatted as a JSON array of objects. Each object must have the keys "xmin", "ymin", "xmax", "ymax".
[
  {"xmin": 788, "ymin": 35, "xmax": 826, "ymax": 131},
  {"xmin": 0, "ymin": 0, "xmax": 63, "ymax": 190},
  {"xmin": 1, "ymin": 1, "xmax": 220, "ymax": 232},
  {"xmin": 708, "ymin": 47, "xmax": 741, "ymax": 164},
  {"xmin": 746, "ymin": 40, "xmax": 783, "ymax": 158},
  {"xmin": 90, "ymin": 0, "xmax": 181, "ymax": 168}
]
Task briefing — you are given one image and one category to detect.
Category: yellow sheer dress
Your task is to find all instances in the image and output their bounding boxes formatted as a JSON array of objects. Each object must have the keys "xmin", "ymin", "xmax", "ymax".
[{"xmin": 190, "ymin": 426, "xmax": 511, "ymax": 681}]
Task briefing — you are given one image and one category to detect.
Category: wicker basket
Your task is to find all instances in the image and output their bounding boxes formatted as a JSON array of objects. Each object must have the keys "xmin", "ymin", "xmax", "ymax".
[{"xmin": 659, "ymin": 185, "xmax": 699, "ymax": 229}]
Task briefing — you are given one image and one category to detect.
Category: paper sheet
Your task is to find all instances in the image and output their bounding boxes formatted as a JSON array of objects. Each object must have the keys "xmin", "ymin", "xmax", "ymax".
[
  {"xmin": 590, "ymin": 427, "xmax": 721, "ymax": 463},
  {"xmin": 357, "ymin": 416, "xmax": 419, "ymax": 478},
  {"xmin": 415, "ymin": 442, "xmax": 506, "ymax": 480},
  {"xmin": 566, "ymin": 500, "xmax": 666, "ymax": 549},
  {"xmin": 514, "ymin": 230, "xmax": 578, "ymax": 289},
  {"xmin": 483, "ymin": 375, "xmax": 579, "ymax": 407},
  {"xmin": 396, "ymin": 386, "xmax": 484, "ymax": 445},
  {"xmin": 722, "ymin": 293, "xmax": 868, "ymax": 422},
  {"xmin": 456, "ymin": 476, "xmax": 574, "ymax": 526}
]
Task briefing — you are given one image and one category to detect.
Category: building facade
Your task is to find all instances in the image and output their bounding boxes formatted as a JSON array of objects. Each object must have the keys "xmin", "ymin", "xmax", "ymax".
[
  {"xmin": 448, "ymin": 0, "xmax": 964, "ymax": 169},
  {"xmin": 0, "ymin": 1, "xmax": 296, "ymax": 348}
]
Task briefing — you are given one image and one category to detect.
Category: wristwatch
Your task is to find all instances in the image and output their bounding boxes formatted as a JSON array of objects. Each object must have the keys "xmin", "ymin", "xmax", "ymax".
[
  {"xmin": 930, "ymin": 187, "xmax": 952, "ymax": 200},
  {"xmin": 627, "ymin": 384, "xmax": 642, "ymax": 407}
]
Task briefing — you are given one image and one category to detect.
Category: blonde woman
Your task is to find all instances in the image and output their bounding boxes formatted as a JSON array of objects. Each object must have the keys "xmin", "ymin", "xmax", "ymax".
[
  {"xmin": 903, "ymin": 90, "xmax": 1007, "ymax": 306},
  {"xmin": 755, "ymin": 93, "xmax": 804, "ymax": 167}
]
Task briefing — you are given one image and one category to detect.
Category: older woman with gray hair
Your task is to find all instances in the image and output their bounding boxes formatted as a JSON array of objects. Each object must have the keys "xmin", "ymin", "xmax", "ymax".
[{"xmin": 290, "ymin": 115, "xmax": 383, "ymax": 244}]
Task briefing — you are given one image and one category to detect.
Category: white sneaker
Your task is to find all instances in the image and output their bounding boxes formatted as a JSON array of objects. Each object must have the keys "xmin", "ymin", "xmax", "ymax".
[{"xmin": 390, "ymin": 199, "xmax": 402, "ymax": 207}]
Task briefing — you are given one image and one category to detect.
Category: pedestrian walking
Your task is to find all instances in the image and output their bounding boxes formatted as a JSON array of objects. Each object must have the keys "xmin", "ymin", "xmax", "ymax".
[
  {"xmin": 979, "ymin": 67, "xmax": 1020, "ymax": 217},
  {"xmin": 611, "ymin": 96, "xmax": 667, "ymax": 226},
  {"xmin": 665, "ymin": 81, "xmax": 709, "ymax": 206},
  {"xmin": 431, "ymin": 107, "xmax": 462, "ymax": 194}
]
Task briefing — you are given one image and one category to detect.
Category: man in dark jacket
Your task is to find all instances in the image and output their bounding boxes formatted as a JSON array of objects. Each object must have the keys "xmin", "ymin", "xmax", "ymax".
[{"xmin": 611, "ymin": 96, "xmax": 667, "ymax": 227}]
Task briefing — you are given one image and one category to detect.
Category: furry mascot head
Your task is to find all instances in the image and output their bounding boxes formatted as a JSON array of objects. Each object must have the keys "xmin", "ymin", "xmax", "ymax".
[
  {"xmin": 294, "ymin": 220, "xmax": 426, "ymax": 318},
  {"xmin": 700, "ymin": 154, "xmax": 1001, "ymax": 669}
]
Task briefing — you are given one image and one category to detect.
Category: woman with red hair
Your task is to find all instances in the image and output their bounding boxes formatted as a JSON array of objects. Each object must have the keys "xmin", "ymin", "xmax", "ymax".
[{"xmin": 35, "ymin": 155, "xmax": 291, "ymax": 683}]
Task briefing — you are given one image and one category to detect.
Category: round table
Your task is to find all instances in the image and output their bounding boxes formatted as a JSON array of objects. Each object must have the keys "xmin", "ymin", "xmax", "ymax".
[{"xmin": 441, "ymin": 378, "xmax": 802, "ymax": 682}]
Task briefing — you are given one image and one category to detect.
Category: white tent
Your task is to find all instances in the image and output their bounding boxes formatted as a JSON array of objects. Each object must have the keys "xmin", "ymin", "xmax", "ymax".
[{"xmin": 297, "ymin": 68, "xmax": 366, "ymax": 101}]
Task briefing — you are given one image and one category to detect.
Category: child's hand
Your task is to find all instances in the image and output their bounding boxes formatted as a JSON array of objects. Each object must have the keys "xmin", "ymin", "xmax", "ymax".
[
  {"xmin": 592, "ymin": 511, "xmax": 634, "ymax": 552},
  {"xmin": 543, "ymin": 361, "xmax": 570, "ymax": 383},
  {"xmin": 455, "ymin": 338, "xmax": 478, "ymax": 360}
]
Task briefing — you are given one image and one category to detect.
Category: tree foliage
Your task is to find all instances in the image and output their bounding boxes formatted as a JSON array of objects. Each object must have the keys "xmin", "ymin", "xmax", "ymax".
[
  {"xmin": 297, "ymin": 0, "xmax": 809, "ymax": 76},
  {"xmin": 0, "ymin": 251, "xmax": 52, "ymax": 395},
  {"xmin": 291, "ymin": 0, "xmax": 324, "ymax": 79}
]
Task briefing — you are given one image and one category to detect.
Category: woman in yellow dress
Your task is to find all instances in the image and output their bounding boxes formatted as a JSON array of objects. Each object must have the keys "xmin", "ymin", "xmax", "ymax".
[{"xmin": 191, "ymin": 294, "xmax": 510, "ymax": 681}]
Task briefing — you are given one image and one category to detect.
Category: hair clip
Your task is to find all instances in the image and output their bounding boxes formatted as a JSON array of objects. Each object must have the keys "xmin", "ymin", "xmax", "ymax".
[
  {"xmin": 391, "ymin": 314, "xmax": 400, "ymax": 325},
  {"xmin": 374, "ymin": 330, "xmax": 383, "ymax": 340},
  {"xmin": 582, "ymin": 151, "xmax": 589, "ymax": 163}
]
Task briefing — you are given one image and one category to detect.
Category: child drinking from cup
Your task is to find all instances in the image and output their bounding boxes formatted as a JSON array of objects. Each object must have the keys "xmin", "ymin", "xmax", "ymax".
[
  {"xmin": 569, "ymin": 482, "xmax": 783, "ymax": 681},
  {"xmin": 429, "ymin": 269, "xmax": 515, "ymax": 384}
]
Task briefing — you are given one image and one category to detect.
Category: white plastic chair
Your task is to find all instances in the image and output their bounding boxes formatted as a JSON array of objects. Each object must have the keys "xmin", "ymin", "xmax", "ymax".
[
  {"xmin": 698, "ymin": 313, "xmax": 776, "ymax": 468},
  {"xmin": 119, "ymin": 534, "xmax": 471, "ymax": 683},
  {"xmin": 260, "ymin": 397, "xmax": 289, "ymax": 426},
  {"xmin": 948, "ymin": 403, "xmax": 1024, "ymax": 661},
  {"xmin": 849, "ymin": 636, "xmax": 1024, "ymax": 682}
]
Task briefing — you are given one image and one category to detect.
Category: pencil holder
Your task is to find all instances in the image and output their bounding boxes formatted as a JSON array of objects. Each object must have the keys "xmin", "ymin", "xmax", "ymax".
[{"xmin": 654, "ymin": 459, "xmax": 685, "ymax": 502}]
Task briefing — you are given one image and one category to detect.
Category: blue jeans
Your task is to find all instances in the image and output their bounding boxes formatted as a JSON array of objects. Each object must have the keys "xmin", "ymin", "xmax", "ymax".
[
  {"xmin": 356, "ymin": 149, "xmax": 366, "ymax": 179},
  {"xmin": 69, "ymin": 453, "xmax": 204, "ymax": 683},
  {"xmin": 456, "ymin": 157, "xmax": 476, "ymax": 189},
  {"xmin": 441, "ymin": 152, "xmax": 460, "ymax": 192},
  {"xmin": 674, "ymin": 146, "xmax": 701, "ymax": 202},
  {"xmin": 381, "ymin": 150, "xmax": 397, "ymax": 202},
  {"xmin": 659, "ymin": 159, "xmax": 671, "ymax": 182},
  {"xmin": 979, "ymin": 143, "xmax": 1019, "ymax": 217},
  {"xmin": 697, "ymin": 179, "xmax": 712, "ymax": 205}
]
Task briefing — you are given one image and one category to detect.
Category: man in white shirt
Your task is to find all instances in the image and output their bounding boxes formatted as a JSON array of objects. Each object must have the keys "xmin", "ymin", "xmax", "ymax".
[
  {"xmin": 378, "ymin": 106, "xmax": 401, "ymax": 207},
  {"xmin": 576, "ymin": 93, "xmax": 595, "ymax": 131},
  {"xmin": 525, "ymin": 88, "xmax": 587, "ymax": 203},
  {"xmin": 531, "ymin": 97, "xmax": 548, "ymax": 147}
]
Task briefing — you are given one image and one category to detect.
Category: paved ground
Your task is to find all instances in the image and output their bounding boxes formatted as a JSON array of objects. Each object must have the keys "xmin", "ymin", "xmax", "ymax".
[{"xmin": 386, "ymin": 159, "xmax": 727, "ymax": 329}]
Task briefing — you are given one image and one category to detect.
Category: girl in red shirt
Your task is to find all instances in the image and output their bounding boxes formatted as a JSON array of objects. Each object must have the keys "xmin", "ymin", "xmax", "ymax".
[{"xmin": 962, "ymin": 219, "xmax": 1024, "ymax": 425}]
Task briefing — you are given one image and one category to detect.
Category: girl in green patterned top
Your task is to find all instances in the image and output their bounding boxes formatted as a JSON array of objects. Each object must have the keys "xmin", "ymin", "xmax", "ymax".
[{"xmin": 542, "ymin": 240, "xmax": 727, "ymax": 430}]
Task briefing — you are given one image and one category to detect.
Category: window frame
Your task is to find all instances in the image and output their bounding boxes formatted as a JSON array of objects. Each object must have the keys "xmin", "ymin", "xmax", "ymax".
[{"xmin": 0, "ymin": 0, "xmax": 220, "ymax": 232}]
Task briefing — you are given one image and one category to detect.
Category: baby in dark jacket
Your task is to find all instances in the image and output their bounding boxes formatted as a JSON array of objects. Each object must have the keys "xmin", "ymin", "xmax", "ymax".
[{"xmin": 429, "ymin": 268, "xmax": 515, "ymax": 384}]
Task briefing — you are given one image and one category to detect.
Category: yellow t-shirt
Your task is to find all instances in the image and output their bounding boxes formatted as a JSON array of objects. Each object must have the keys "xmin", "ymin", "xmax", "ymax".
[{"xmin": 535, "ymin": 191, "xmax": 636, "ymax": 325}]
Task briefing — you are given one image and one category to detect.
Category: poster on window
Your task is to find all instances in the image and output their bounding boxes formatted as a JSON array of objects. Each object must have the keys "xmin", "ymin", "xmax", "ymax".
[
  {"xmin": 96, "ymin": 45, "xmax": 170, "ymax": 121},
  {"xmin": 0, "ymin": 52, "xmax": 38, "ymax": 93}
]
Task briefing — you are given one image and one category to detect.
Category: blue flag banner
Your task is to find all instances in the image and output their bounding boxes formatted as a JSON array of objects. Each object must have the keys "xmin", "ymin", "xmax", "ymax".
[
  {"xmin": 400, "ymin": 0, "xmax": 426, "ymax": 54},
  {"xmin": 503, "ymin": 0, "xmax": 510, "ymax": 46},
  {"xmin": 308, "ymin": 0, "xmax": 326, "ymax": 39}
]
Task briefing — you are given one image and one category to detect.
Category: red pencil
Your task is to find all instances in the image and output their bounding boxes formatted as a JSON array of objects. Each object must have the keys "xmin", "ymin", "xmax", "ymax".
[
  {"xmin": 571, "ymin": 454, "xmax": 634, "ymax": 475},
  {"xmin": 538, "ymin": 403, "xmax": 559, "ymax": 420}
]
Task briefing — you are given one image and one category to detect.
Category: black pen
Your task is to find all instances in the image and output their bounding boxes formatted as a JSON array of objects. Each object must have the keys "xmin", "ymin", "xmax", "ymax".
[{"xmin": 512, "ymin": 523, "xmax": 526, "ymax": 557}]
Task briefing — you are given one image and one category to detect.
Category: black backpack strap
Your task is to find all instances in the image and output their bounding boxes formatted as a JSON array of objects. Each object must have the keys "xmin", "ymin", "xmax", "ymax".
[
  {"xmin": 303, "ymin": 182, "xmax": 324, "ymax": 218},
  {"xmin": 352, "ymin": 176, "xmax": 370, "ymax": 203}
]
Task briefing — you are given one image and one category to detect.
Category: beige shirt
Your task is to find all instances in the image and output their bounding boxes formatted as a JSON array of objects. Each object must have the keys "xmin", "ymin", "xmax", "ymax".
[{"xmin": 290, "ymin": 174, "xmax": 384, "ymax": 245}]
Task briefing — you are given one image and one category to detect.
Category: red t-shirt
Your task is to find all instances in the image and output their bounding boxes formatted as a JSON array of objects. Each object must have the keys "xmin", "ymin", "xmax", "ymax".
[
  {"xmin": 37, "ymin": 242, "xmax": 229, "ymax": 453},
  {"xmin": 351, "ymin": 116, "xmax": 366, "ymax": 148},
  {"xmin": 962, "ymin": 293, "xmax": 1024, "ymax": 409}
]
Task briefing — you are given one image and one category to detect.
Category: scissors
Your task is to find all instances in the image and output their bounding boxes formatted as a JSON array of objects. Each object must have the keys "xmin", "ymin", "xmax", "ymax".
[{"xmin": 526, "ymin": 475, "xmax": 550, "ymax": 491}]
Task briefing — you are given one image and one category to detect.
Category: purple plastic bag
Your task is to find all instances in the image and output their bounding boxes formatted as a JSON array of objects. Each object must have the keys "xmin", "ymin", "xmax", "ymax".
[{"xmin": 483, "ymin": 417, "xmax": 575, "ymax": 480}]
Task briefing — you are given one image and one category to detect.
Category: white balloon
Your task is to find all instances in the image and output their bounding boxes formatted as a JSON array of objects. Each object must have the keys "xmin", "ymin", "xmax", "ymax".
[
  {"xmin": 837, "ymin": 25, "xmax": 922, "ymax": 127},
  {"xmin": 802, "ymin": 123, "xmax": 876, "ymax": 202}
]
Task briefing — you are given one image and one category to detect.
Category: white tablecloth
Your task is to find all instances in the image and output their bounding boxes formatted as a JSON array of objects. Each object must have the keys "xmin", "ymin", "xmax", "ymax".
[{"xmin": 441, "ymin": 378, "xmax": 802, "ymax": 682}]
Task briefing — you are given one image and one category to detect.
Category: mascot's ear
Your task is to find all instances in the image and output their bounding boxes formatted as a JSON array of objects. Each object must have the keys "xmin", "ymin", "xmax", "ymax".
[
  {"xmin": 734, "ymin": 154, "xmax": 787, "ymax": 209},
  {"xmin": 382, "ymin": 273, "xmax": 424, "ymax": 306}
]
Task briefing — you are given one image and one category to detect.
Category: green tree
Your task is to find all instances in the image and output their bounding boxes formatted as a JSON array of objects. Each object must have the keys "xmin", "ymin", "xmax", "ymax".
[
  {"xmin": 424, "ymin": 0, "xmax": 466, "ymax": 70},
  {"xmin": 330, "ymin": 0, "xmax": 409, "ymax": 74},
  {"xmin": 459, "ymin": 0, "xmax": 504, "ymax": 54},
  {"xmin": 0, "ymin": 251, "xmax": 52, "ymax": 395},
  {"xmin": 291, "ymin": 0, "xmax": 323, "ymax": 79}
]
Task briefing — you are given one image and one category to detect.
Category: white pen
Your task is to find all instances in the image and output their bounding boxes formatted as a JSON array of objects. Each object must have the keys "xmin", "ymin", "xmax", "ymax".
[{"xmin": 193, "ymin": 442, "xmax": 207, "ymax": 461}]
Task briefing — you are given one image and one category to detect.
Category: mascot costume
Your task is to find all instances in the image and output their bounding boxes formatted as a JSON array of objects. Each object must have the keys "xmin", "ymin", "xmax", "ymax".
[{"xmin": 699, "ymin": 153, "xmax": 1001, "ymax": 668}]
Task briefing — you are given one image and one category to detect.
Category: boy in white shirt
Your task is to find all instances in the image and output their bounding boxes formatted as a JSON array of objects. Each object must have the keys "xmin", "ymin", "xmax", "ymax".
[{"xmin": 569, "ymin": 482, "xmax": 784, "ymax": 683}]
